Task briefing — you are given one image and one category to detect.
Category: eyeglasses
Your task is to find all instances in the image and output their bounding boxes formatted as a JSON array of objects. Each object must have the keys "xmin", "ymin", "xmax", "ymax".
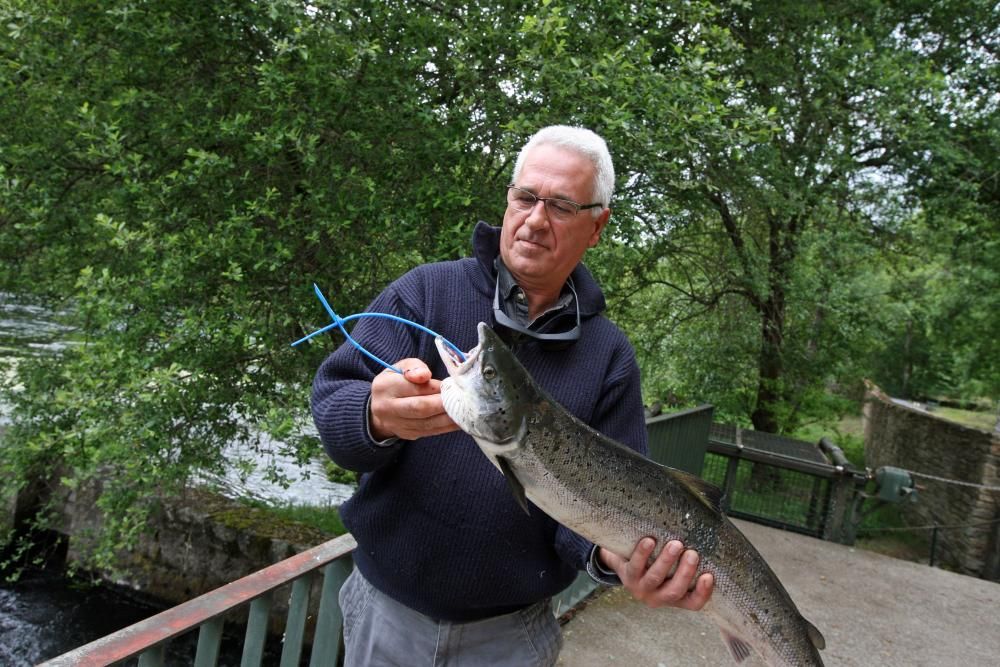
[
  {"xmin": 492, "ymin": 273, "xmax": 581, "ymax": 345},
  {"xmin": 506, "ymin": 185, "xmax": 602, "ymax": 223}
]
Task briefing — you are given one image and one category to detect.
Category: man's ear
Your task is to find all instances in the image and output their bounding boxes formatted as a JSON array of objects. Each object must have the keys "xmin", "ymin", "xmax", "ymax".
[{"xmin": 588, "ymin": 208, "xmax": 611, "ymax": 247}]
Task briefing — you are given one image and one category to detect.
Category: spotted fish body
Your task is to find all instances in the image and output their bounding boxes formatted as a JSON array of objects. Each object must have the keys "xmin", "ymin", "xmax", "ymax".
[{"xmin": 437, "ymin": 323, "xmax": 825, "ymax": 667}]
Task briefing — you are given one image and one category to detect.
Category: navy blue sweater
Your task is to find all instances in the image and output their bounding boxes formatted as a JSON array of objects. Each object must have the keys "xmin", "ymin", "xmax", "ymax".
[{"xmin": 311, "ymin": 222, "xmax": 648, "ymax": 621}]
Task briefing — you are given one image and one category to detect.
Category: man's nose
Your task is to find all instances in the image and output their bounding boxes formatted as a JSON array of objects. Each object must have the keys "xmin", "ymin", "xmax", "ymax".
[{"xmin": 524, "ymin": 199, "xmax": 549, "ymax": 229}]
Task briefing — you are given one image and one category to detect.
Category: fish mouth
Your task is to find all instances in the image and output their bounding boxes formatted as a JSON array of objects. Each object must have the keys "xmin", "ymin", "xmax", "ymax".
[{"xmin": 435, "ymin": 335, "xmax": 480, "ymax": 378}]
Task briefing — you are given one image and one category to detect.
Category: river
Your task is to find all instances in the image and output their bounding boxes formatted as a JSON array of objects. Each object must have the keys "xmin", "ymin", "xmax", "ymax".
[{"xmin": 0, "ymin": 293, "xmax": 353, "ymax": 664}]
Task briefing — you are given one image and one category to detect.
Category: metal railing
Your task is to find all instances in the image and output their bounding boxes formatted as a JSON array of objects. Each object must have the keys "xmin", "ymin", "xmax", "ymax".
[
  {"xmin": 702, "ymin": 429, "xmax": 867, "ymax": 543},
  {"xmin": 39, "ymin": 533, "xmax": 357, "ymax": 667}
]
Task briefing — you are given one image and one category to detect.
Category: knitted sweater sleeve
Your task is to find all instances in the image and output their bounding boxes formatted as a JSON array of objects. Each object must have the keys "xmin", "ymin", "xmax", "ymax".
[
  {"xmin": 553, "ymin": 336, "xmax": 649, "ymax": 573},
  {"xmin": 310, "ymin": 282, "xmax": 422, "ymax": 473}
]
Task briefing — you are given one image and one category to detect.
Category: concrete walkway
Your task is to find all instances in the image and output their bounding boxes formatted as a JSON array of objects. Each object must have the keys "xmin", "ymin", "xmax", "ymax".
[{"xmin": 559, "ymin": 519, "xmax": 1000, "ymax": 666}]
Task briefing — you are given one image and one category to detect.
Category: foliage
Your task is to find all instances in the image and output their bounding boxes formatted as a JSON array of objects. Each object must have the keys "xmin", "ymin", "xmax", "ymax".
[
  {"xmin": 792, "ymin": 414, "xmax": 866, "ymax": 468},
  {"xmin": 853, "ymin": 504, "xmax": 933, "ymax": 565},
  {"xmin": 0, "ymin": 0, "xmax": 756, "ymax": 565},
  {"xmin": 0, "ymin": 0, "xmax": 996, "ymax": 568},
  {"xmin": 323, "ymin": 458, "xmax": 359, "ymax": 486},
  {"xmin": 608, "ymin": 0, "xmax": 999, "ymax": 433},
  {"xmin": 873, "ymin": 92, "xmax": 1000, "ymax": 401}
]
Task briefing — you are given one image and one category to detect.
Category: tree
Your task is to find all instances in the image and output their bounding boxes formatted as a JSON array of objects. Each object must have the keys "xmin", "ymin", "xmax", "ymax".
[
  {"xmin": 0, "ymin": 0, "xmax": 753, "ymax": 566},
  {"xmin": 610, "ymin": 0, "xmax": 999, "ymax": 433},
  {"xmin": 4, "ymin": 0, "xmax": 993, "ymax": 570}
]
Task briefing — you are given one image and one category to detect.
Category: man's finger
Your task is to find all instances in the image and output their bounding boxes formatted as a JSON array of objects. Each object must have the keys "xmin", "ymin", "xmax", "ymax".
[
  {"xmin": 654, "ymin": 549, "xmax": 701, "ymax": 605},
  {"xmin": 643, "ymin": 540, "xmax": 683, "ymax": 585},
  {"xmin": 401, "ymin": 364, "xmax": 433, "ymax": 384},
  {"xmin": 392, "ymin": 393, "xmax": 450, "ymax": 420},
  {"xmin": 625, "ymin": 537, "xmax": 657, "ymax": 583},
  {"xmin": 392, "ymin": 412, "xmax": 461, "ymax": 440},
  {"xmin": 683, "ymin": 572, "xmax": 714, "ymax": 610}
]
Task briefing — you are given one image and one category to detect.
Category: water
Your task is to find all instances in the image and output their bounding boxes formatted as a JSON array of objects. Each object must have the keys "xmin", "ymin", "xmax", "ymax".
[
  {"xmin": 0, "ymin": 297, "xmax": 76, "ymax": 358},
  {"xmin": 0, "ymin": 293, "xmax": 353, "ymax": 662},
  {"xmin": 0, "ymin": 295, "xmax": 77, "ymax": 429},
  {"xmin": 0, "ymin": 571, "xmax": 293, "ymax": 666},
  {"xmin": 0, "ymin": 573, "xmax": 153, "ymax": 665},
  {"xmin": 202, "ymin": 430, "xmax": 353, "ymax": 508}
]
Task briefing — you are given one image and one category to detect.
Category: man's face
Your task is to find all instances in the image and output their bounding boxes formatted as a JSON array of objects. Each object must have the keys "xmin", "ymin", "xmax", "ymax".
[{"xmin": 499, "ymin": 144, "xmax": 610, "ymax": 292}]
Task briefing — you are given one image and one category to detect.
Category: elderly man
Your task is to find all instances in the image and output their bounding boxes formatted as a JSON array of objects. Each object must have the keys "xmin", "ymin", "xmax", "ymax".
[{"xmin": 311, "ymin": 125, "xmax": 713, "ymax": 666}]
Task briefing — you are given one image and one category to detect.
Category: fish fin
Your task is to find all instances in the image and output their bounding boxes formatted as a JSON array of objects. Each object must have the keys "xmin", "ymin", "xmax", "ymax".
[
  {"xmin": 718, "ymin": 628, "xmax": 754, "ymax": 664},
  {"xmin": 497, "ymin": 456, "xmax": 530, "ymax": 516},
  {"xmin": 805, "ymin": 618, "xmax": 826, "ymax": 650},
  {"xmin": 668, "ymin": 467, "xmax": 725, "ymax": 513}
]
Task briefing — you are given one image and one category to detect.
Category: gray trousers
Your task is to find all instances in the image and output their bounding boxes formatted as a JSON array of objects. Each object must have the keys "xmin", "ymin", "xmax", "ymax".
[{"xmin": 337, "ymin": 568, "xmax": 564, "ymax": 667}]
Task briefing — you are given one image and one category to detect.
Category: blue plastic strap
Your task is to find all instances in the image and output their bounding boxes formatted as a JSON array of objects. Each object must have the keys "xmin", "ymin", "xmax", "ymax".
[{"xmin": 291, "ymin": 283, "xmax": 466, "ymax": 374}]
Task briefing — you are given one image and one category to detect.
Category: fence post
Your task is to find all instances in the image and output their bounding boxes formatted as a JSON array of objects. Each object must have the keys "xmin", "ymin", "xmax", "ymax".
[
  {"xmin": 821, "ymin": 472, "xmax": 857, "ymax": 545},
  {"xmin": 721, "ymin": 456, "xmax": 739, "ymax": 514},
  {"xmin": 818, "ymin": 438, "xmax": 865, "ymax": 545}
]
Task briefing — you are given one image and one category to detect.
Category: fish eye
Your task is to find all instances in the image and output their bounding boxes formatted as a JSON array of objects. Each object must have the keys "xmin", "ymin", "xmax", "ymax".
[{"xmin": 482, "ymin": 365, "xmax": 497, "ymax": 380}]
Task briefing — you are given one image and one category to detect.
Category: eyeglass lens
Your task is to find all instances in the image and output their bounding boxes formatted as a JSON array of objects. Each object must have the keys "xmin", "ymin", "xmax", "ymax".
[{"xmin": 507, "ymin": 186, "xmax": 581, "ymax": 220}]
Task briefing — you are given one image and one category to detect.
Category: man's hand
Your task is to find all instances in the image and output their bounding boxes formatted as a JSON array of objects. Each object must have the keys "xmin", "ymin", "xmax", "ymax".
[
  {"xmin": 369, "ymin": 358, "xmax": 459, "ymax": 441},
  {"xmin": 599, "ymin": 538, "xmax": 714, "ymax": 610}
]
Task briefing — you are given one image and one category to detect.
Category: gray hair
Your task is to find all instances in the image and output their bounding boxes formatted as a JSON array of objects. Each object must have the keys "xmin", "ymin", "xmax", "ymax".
[{"xmin": 512, "ymin": 125, "xmax": 615, "ymax": 215}]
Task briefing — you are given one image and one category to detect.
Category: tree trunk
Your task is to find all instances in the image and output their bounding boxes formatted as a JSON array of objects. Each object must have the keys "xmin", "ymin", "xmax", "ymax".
[
  {"xmin": 751, "ymin": 292, "xmax": 785, "ymax": 434},
  {"xmin": 749, "ymin": 295, "xmax": 785, "ymax": 489}
]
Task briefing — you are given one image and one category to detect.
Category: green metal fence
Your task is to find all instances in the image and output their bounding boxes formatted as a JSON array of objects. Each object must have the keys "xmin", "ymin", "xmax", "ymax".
[
  {"xmin": 702, "ymin": 425, "xmax": 867, "ymax": 543},
  {"xmin": 645, "ymin": 404, "xmax": 714, "ymax": 475},
  {"xmin": 38, "ymin": 534, "xmax": 357, "ymax": 667}
]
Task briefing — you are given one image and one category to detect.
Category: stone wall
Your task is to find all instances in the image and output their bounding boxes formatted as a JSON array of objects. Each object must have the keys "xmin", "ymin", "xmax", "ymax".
[
  {"xmin": 55, "ymin": 480, "xmax": 338, "ymax": 635},
  {"xmin": 863, "ymin": 381, "xmax": 1000, "ymax": 580}
]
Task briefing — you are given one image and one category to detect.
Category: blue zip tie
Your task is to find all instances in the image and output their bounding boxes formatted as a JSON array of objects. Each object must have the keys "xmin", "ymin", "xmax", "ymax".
[{"xmin": 291, "ymin": 283, "xmax": 467, "ymax": 374}]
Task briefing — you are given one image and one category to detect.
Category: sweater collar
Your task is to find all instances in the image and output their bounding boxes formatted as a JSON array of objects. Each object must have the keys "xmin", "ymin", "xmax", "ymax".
[{"xmin": 471, "ymin": 221, "xmax": 607, "ymax": 317}]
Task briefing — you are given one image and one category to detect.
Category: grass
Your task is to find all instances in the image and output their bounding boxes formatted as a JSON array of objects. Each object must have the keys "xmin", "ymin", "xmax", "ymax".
[
  {"xmin": 221, "ymin": 457, "xmax": 359, "ymax": 543},
  {"xmin": 792, "ymin": 413, "xmax": 866, "ymax": 468},
  {"xmin": 932, "ymin": 406, "xmax": 997, "ymax": 431},
  {"xmin": 852, "ymin": 502, "xmax": 933, "ymax": 564},
  {"xmin": 235, "ymin": 497, "xmax": 349, "ymax": 538},
  {"xmin": 267, "ymin": 503, "xmax": 348, "ymax": 536},
  {"xmin": 224, "ymin": 457, "xmax": 356, "ymax": 540}
]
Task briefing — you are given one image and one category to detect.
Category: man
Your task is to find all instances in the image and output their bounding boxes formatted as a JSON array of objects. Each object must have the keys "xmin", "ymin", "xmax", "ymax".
[{"xmin": 311, "ymin": 125, "xmax": 713, "ymax": 666}]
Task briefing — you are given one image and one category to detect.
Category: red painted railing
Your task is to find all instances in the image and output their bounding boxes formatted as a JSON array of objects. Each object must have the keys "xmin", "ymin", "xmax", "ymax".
[{"xmin": 38, "ymin": 533, "xmax": 357, "ymax": 667}]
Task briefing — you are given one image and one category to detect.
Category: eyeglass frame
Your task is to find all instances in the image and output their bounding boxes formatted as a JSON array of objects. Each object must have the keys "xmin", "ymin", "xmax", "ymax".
[
  {"xmin": 505, "ymin": 184, "xmax": 604, "ymax": 220},
  {"xmin": 492, "ymin": 273, "xmax": 582, "ymax": 343}
]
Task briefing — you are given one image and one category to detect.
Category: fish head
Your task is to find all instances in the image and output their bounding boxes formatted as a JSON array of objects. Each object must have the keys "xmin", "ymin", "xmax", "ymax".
[{"xmin": 436, "ymin": 322, "xmax": 535, "ymax": 456}]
